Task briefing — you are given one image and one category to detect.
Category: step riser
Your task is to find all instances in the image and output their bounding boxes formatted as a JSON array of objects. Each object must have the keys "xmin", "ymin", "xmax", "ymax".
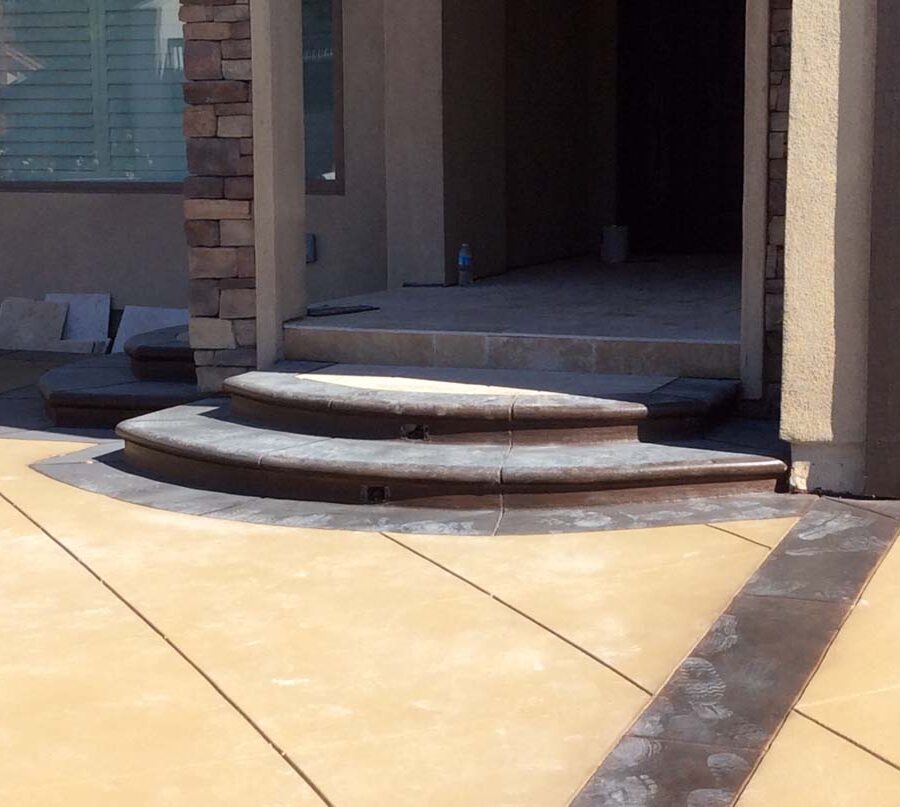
[
  {"xmin": 284, "ymin": 327, "xmax": 740, "ymax": 379},
  {"xmin": 124, "ymin": 441, "xmax": 786, "ymax": 507},
  {"xmin": 229, "ymin": 394, "xmax": 714, "ymax": 444},
  {"xmin": 130, "ymin": 358, "xmax": 196, "ymax": 383}
]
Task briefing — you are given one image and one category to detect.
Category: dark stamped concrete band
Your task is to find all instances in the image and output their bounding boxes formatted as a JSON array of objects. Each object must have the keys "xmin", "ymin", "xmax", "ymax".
[
  {"xmin": 33, "ymin": 441, "xmax": 811, "ymax": 536},
  {"xmin": 571, "ymin": 497, "xmax": 900, "ymax": 807}
]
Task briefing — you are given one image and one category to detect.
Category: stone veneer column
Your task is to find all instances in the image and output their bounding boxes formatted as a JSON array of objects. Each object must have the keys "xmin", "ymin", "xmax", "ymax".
[
  {"xmin": 762, "ymin": 0, "xmax": 791, "ymax": 413},
  {"xmin": 180, "ymin": 0, "xmax": 257, "ymax": 392}
]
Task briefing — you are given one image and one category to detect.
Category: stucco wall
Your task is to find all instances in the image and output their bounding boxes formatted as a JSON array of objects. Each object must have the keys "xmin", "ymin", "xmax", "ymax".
[
  {"xmin": 781, "ymin": 0, "xmax": 876, "ymax": 493},
  {"xmin": 0, "ymin": 190, "xmax": 188, "ymax": 309}
]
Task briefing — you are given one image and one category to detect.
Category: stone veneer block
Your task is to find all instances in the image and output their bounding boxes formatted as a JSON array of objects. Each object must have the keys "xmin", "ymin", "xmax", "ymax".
[
  {"xmin": 184, "ymin": 80, "xmax": 249, "ymax": 105},
  {"xmin": 217, "ymin": 115, "xmax": 252, "ymax": 138},
  {"xmin": 222, "ymin": 59, "xmax": 252, "ymax": 81},
  {"xmin": 190, "ymin": 281, "xmax": 220, "ymax": 318},
  {"xmin": 0, "ymin": 298, "xmax": 68, "ymax": 350},
  {"xmin": 183, "ymin": 176, "xmax": 223, "ymax": 199},
  {"xmin": 182, "ymin": 0, "xmax": 255, "ymax": 378},
  {"xmin": 219, "ymin": 220, "xmax": 254, "ymax": 246},
  {"xmin": 189, "ymin": 248, "xmax": 239, "ymax": 279},
  {"xmin": 183, "ymin": 40, "xmax": 222, "ymax": 81},
  {"xmin": 233, "ymin": 319, "xmax": 257, "ymax": 347},
  {"xmin": 189, "ymin": 318, "xmax": 237, "ymax": 351},
  {"xmin": 184, "ymin": 199, "xmax": 251, "ymax": 220},
  {"xmin": 219, "ymin": 289, "xmax": 256, "ymax": 319},
  {"xmin": 187, "ymin": 138, "xmax": 241, "ymax": 176},
  {"xmin": 183, "ymin": 105, "xmax": 217, "ymax": 137}
]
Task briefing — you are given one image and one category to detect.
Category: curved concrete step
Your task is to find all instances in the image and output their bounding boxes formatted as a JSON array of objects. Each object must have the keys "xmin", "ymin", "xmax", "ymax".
[
  {"xmin": 40, "ymin": 354, "xmax": 202, "ymax": 428},
  {"xmin": 225, "ymin": 364, "xmax": 739, "ymax": 442},
  {"xmin": 118, "ymin": 402, "xmax": 788, "ymax": 506},
  {"xmin": 125, "ymin": 325, "xmax": 195, "ymax": 382}
]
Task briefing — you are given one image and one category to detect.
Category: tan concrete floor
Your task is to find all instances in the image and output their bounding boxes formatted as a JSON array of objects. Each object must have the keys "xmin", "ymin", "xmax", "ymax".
[
  {"xmin": 0, "ymin": 435, "xmax": 803, "ymax": 806},
  {"xmin": 295, "ymin": 255, "xmax": 742, "ymax": 342}
]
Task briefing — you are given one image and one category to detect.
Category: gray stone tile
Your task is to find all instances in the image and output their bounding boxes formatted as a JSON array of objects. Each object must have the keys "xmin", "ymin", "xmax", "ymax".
[
  {"xmin": 631, "ymin": 594, "xmax": 845, "ymax": 750},
  {"xmin": 45, "ymin": 293, "xmax": 111, "ymax": 341},
  {"xmin": 497, "ymin": 493, "xmax": 815, "ymax": 535},
  {"xmin": 743, "ymin": 498, "xmax": 899, "ymax": 602},
  {"xmin": 828, "ymin": 496, "xmax": 900, "ymax": 521},
  {"xmin": 0, "ymin": 398, "xmax": 53, "ymax": 433},
  {"xmin": 573, "ymin": 736, "xmax": 756, "ymax": 807},
  {"xmin": 37, "ymin": 453, "xmax": 261, "ymax": 516},
  {"xmin": 0, "ymin": 385, "xmax": 42, "ymax": 401},
  {"xmin": 34, "ymin": 442, "xmax": 126, "ymax": 465},
  {"xmin": 486, "ymin": 334, "xmax": 596, "ymax": 373},
  {"xmin": 209, "ymin": 498, "xmax": 502, "ymax": 535},
  {"xmin": 111, "ymin": 306, "xmax": 189, "ymax": 353},
  {"xmin": 0, "ymin": 298, "xmax": 68, "ymax": 350}
]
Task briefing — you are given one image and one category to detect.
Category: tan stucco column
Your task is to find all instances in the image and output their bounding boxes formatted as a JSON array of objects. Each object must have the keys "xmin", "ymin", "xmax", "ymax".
[
  {"xmin": 383, "ymin": 0, "xmax": 446, "ymax": 288},
  {"xmin": 251, "ymin": 0, "xmax": 307, "ymax": 367},
  {"xmin": 383, "ymin": 0, "xmax": 506, "ymax": 288},
  {"xmin": 781, "ymin": 0, "xmax": 877, "ymax": 493}
]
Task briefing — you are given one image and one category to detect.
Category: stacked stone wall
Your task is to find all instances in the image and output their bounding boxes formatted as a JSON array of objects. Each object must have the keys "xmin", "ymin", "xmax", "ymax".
[
  {"xmin": 180, "ymin": 0, "xmax": 256, "ymax": 392},
  {"xmin": 764, "ymin": 0, "xmax": 791, "ymax": 413}
]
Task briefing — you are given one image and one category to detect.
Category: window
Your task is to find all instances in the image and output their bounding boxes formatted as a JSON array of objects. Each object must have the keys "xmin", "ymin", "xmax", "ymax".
[
  {"xmin": 0, "ymin": 0, "xmax": 343, "ymax": 189},
  {"xmin": 303, "ymin": 0, "xmax": 343, "ymax": 193},
  {"xmin": 0, "ymin": 0, "xmax": 185, "ymax": 183}
]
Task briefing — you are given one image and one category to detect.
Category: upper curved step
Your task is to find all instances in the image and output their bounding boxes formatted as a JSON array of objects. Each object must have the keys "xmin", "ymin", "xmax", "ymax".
[
  {"xmin": 125, "ymin": 326, "xmax": 195, "ymax": 382},
  {"xmin": 39, "ymin": 353, "xmax": 202, "ymax": 428},
  {"xmin": 224, "ymin": 364, "xmax": 739, "ymax": 441}
]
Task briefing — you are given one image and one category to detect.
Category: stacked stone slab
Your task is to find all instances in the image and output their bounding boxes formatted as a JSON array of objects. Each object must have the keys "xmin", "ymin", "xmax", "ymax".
[
  {"xmin": 180, "ymin": 0, "xmax": 257, "ymax": 392},
  {"xmin": 764, "ymin": 0, "xmax": 791, "ymax": 414}
]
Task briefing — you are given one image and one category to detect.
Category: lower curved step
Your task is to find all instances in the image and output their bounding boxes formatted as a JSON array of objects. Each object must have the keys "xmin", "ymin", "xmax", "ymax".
[
  {"xmin": 118, "ymin": 402, "xmax": 789, "ymax": 507},
  {"xmin": 40, "ymin": 355, "xmax": 202, "ymax": 428}
]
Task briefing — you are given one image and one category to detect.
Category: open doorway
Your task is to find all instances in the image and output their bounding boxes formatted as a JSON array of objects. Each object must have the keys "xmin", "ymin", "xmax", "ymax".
[
  {"xmin": 504, "ymin": 1, "xmax": 747, "ymax": 340},
  {"xmin": 618, "ymin": 0, "xmax": 745, "ymax": 255},
  {"xmin": 506, "ymin": 0, "xmax": 746, "ymax": 260}
]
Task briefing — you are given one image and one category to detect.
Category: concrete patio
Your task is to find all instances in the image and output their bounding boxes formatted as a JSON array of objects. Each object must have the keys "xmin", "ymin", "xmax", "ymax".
[{"xmin": 1, "ymin": 358, "xmax": 899, "ymax": 806}]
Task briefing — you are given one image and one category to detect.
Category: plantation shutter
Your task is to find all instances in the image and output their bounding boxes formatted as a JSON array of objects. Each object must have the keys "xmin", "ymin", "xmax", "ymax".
[{"xmin": 0, "ymin": 0, "xmax": 185, "ymax": 182}]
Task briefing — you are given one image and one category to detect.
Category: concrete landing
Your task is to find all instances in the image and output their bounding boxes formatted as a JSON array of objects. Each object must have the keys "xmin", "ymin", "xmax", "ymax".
[{"xmin": 285, "ymin": 256, "xmax": 741, "ymax": 378}]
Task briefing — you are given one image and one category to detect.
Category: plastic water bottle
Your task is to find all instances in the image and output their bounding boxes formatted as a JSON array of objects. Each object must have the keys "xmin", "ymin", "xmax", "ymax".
[{"xmin": 458, "ymin": 243, "xmax": 474, "ymax": 286}]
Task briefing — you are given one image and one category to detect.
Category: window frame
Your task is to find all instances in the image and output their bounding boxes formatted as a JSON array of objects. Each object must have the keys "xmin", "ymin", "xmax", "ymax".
[{"xmin": 305, "ymin": 0, "xmax": 345, "ymax": 196}]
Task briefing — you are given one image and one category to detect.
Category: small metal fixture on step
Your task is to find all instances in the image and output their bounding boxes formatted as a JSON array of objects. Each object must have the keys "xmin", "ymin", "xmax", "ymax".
[
  {"xmin": 457, "ymin": 243, "xmax": 474, "ymax": 286},
  {"xmin": 362, "ymin": 485, "xmax": 389, "ymax": 504}
]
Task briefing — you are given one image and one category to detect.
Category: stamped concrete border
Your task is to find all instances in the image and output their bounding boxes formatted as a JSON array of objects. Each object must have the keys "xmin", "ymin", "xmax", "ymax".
[
  {"xmin": 571, "ymin": 497, "xmax": 900, "ymax": 806},
  {"xmin": 30, "ymin": 441, "xmax": 813, "ymax": 536}
]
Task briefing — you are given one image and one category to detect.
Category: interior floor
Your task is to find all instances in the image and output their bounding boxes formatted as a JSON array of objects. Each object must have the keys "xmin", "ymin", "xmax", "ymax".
[{"xmin": 300, "ymin": 255, "xmax": 741, "ymax": 343}]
